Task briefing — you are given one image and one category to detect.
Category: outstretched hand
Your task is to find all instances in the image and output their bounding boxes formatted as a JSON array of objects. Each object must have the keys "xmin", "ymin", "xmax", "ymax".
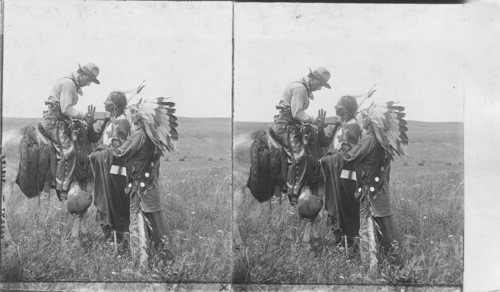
[
  {"xmin": 316, "ymin": 109, "xmax": 327, "ymax": 127},
  {"xmin": 86, "ymin": 105, "xmax": 96, "ymax": 125}
]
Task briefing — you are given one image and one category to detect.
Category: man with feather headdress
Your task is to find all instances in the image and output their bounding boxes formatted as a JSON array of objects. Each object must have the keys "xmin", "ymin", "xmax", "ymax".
[
  {"xmin": 112, "ymin": 96, "xmax": 178, "ymax": 268},
  {"xmin": 344, "ymin": 101, "xmax": 408, "ymax": 271}
]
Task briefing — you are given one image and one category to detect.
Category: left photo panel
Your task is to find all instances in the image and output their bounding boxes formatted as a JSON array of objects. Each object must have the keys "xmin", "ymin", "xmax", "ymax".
[{"xmin": 1, "ymin": 1, "xmax": 232, "ymax": 283}]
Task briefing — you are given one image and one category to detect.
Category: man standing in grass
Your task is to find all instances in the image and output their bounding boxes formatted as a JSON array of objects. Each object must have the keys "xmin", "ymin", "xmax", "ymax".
[
  {"xmin": 320, "ymin": 96, "xmax": 362, "ymax": 247},
  {"xmin": 90, "ymin": 91, "xmax": 131, "ymax": 245},
  {"xmin": 344, "ymin": 103, "xmax": 407, "ymax": 271},
  {"xmin": 112, "ymin": 97, "xmax": 178, "ymax": 269}
]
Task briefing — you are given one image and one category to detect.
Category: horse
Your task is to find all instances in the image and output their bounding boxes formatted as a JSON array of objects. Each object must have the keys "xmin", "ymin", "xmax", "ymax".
[
  {"xmin": 1, "ymin": 119, "xmax": 97, "ymax": 244},
  {"xmin": 233, "ymin": 123, "xmax": 338, "ymax": 249}
]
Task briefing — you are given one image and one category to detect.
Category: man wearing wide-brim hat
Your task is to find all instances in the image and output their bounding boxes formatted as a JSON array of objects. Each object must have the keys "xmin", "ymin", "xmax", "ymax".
[
  {"xmin": 272, "ymin": 67, "xmax": 332, "ymax": 205},
  {"xmin": 41, "ymin": 62, "xmax": 100, "ymax": 201}
]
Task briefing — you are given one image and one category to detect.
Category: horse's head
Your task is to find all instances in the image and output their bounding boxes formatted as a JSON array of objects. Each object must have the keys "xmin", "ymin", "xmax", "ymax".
[
  {"xmin": 67, "ymin": 119, "xmax": 94, "ymax": 189},
  {"xmin": 69, "ymin": 120, "xmax": 85, "ymax": 143},
  {"xmin": 301, "ymin": 124, "xmax": 316, "ymax": 146}
]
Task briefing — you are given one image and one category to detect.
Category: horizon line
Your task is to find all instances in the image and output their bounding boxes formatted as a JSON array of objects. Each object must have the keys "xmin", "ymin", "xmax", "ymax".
[
  {"xmin": 1, "ymin": 116, "xmax": 231, "ymax": 120},
  {"xmin": 1, "ymin": 116, "xmax": 463, "ymax": 123}
]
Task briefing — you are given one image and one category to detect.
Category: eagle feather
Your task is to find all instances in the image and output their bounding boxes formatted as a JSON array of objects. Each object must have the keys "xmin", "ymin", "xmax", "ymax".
[
  {"xmin": 359, "ymin": 101, "xmax": 409, "ymax": 159},
  {"xmin": 129, "ymin": 96, "xmax": 179, "ymax": 155}
]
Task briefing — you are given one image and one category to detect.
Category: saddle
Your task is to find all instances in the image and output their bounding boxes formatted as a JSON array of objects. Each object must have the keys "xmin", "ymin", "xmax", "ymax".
[{"xmin": 17, "ymin": 119, "xmax": 90, "ymax": 199}]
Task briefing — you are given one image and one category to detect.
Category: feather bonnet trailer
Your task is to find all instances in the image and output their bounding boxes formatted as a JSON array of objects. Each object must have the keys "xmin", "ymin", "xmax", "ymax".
[
  {"xmin": 128, "ymin": 97, "xmax": 179, "ymax": 155},
  {"xmin": 357, "ymin": 101, "xmax": 409, "ymax": 160}
]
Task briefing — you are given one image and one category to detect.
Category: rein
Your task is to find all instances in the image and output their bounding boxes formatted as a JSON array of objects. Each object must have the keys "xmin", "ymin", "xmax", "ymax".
[{"xmin": 72, "ymin": 122, "xmax": 94, "ymax": 187}]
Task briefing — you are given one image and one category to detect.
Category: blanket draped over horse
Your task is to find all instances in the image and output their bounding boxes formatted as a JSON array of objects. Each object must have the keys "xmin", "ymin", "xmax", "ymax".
[
  {"xmin": 16, "ymin": 120, "xmax": 98, "ymax": 205},
  {"xmin": 246, "ymin": 122, "xmax": 332, "ymax": 211}
]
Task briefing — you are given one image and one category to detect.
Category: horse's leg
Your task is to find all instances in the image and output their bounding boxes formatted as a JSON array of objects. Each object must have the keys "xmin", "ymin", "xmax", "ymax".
[
  {"xmin": 68, "ymin": 183, "xmax": 82, "ymax": 239},
  {"xmin": 77, "ymin": 210, "xmax": 92, "ymax": 248},
  {"xmin": 302, "ymin": 185, "xmax": 326, "ymax": 244},
  {"xmin": 303, "ymin": 219, "xmax": 313, "ymax": 244},
  {"xmin": 300, "ymin": 187, "xmax": 314, "ymax": 244},
  {"xmin": 78, "ymin": 184, "xmax": 94, "ymax": 238},
  {"xmin": 312, "ymin": 210, "xmax": 326, "ymax": 241},
  {"xmin": 71, "ymin": 183, "xmax": 93, "ymax": 242},
  {"xmin": 71, "ymin": 214, "xmax": 80, "ymax": 238},
  {"xmin": 311, "ymin": 186, "xmax": 326, "ymax": 241}
]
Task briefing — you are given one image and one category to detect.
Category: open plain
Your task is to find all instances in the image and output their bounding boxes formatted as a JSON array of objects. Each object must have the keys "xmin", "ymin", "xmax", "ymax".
[
  {"xmin": 1, "ymin": 117, "xmax": 232, "ymax": 282},
  {"xmin": 233, "ymin": 120, "xmax": 463, "ymax": 285}
]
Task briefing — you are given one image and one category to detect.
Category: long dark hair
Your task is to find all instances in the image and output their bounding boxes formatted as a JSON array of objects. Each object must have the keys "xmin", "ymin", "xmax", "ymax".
[
  {"xmin": 338, "ymin": 95, "xmax": 358, "ymax": 121},
  {"xmin": 108, "ymin": 91, "xmax": 127, "ymax": 116}
]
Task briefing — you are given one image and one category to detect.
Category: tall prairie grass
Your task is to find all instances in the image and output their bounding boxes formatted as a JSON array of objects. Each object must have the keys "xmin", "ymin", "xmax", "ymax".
[
  {"xmin": 1, "ymin": 117, "xmax": 232, "ymax": 282},
  {"xmin": 232, "ymin": 121, "xmax": 463, "ymax": 285},
  {"xmin": 233, "ymin": 171, "xmax": 463, "ymax": 285}
]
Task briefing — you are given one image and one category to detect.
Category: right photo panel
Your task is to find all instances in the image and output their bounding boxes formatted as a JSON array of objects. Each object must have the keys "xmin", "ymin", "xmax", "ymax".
[{"xmin": 232, "ymin": 3, "xmax": 464, "ymax": 287}]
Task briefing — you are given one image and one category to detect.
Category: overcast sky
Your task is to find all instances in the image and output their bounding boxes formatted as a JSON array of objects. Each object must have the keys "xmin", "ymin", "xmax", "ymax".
[
  {"xmin": 234, "ymin": 3, "xmax": 465, "ymax": 122},
  {"xmin": 2, "ymin": 1, "xmax": 232, "ymax": 118}
]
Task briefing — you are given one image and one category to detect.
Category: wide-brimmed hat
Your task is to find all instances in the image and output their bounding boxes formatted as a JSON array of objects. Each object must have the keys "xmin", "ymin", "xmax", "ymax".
[
  {"xmin": 78, "ymin": 63, "xmax": 100, "ymax": 84},
  {"xmin": 309, "ymin": 67, "xmax": 331, "ymax": 89}
]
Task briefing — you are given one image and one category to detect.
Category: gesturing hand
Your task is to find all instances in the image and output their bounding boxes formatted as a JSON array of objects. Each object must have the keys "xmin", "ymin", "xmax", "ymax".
[
  {"xmin": 86, "ymin": 105, "xmax": 96, "ymax": 125},
  {"xmin": 316, "ymin": 109, "xmax": 327, "ymax": 127}
]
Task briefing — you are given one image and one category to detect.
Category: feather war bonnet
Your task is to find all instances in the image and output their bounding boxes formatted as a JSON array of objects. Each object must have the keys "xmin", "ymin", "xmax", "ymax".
[
  {"xmin": 129, "ymin": 97, "xmax": 179, "ymax": 155},
  {"xmin": 358, "ymin": 101, "xmax": 409, "ymax": 159}
]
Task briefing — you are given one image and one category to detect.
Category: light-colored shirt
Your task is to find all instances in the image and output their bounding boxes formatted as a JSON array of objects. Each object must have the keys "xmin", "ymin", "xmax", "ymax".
[
  {"xmin": 333, "ymin": 118, "xmax": 361, "ymax": 150},
  {"xmin": 47, "ymin": 73, "xmax": 86, "ymax": 120},
  {"xmin": 278, "ymin": 78, "xmax": 316, "ymax": 124},
  {"xmin": 101, "ymin": 115, "xmax": 131, "ymax": 146}
]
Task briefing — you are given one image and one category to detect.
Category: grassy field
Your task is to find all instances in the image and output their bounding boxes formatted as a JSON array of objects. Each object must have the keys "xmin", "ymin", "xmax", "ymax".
[
  {"xmin": 232, "ymin": 120, "xmax": 463, "ymax": 285},
  {"xmin": 1, "ymin": 117, "xmax": 464, "ymax": 285},
  {"xmin": 1, "ymin": 117, "xmax": 232, "ymax": 282}
]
